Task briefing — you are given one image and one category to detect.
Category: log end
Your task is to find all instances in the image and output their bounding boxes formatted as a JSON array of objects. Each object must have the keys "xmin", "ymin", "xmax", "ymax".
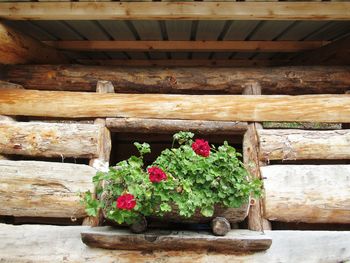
[{"xmin": 211, "ymin": 217, "xmax": 231, "ymax": 236}]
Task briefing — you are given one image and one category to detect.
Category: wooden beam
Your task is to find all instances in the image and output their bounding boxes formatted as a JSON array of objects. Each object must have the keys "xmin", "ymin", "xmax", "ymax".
[
  {"xmin": 258, "ymin": 129, "xmax": 350, "ymax": 161},
  {"xmin": 0, "ymin": 2, "xmax": 349, "ymax": 20},
  {"xmin": 243, "ymin": 83, "xmax": 271, "ymax": 232},
  {"xmin": 81, "ymin": 228, "xmax": 272, "ymax": 252},
  {"xmin": 0, "ymin": 160, "xmax": 95, "ymax": 218},
  {"xmin": 262, "ymin": 165, "xmax": 350, "ymax": 224},
  {"xmin": 0, "ymin": 23, "xmax": 67, "ymax": 65},
  {"xmin": 106, "ymin": 118, "xmax": 247, "ymax": 135},
  {"xmin": 0, "ymin": 121, "xmax": 107, "ymax": 158},
  {"xmin": 44, "ymin": 40, "xmax": 329, "ymax": 52},
  {"xmin": 0, "ymin": 89, "xmax": 350, "ymax": 123},
  {"xmin": 1, "ymin": 224, "xmax": 350, "ymax": 262},
  {"xmin": 292, "ymin": 35, "xmax": 350, "ymax": 65},
  {"xmin": 77, "ymin": 59, "xmax": 288, "ymax": 67},
  {"xmin": 3, "ymin": 65, "xmax": 350, "ymax": 95}
]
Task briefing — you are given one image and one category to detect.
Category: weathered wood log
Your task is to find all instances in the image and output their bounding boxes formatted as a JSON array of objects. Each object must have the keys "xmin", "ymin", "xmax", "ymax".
[
  {"xmin": 262, "ymin": 165, "xmax": 350, "ymax": 223},
  {"xmin": 106, "ymin": 118, "xmax": 247, "ymax": 134},
  {"xmin": 211, "ymin": 217, "xmax": 231, "ymax": 236},
  {"xmin": 1, "ymin": 224, "xmax": 350, "ymax": 262},
  {"xmin": 1, "ymin": 89, "xmax": 350, "ymax": 123},
  {"xmin": 3, "ymin": 65, "xmax": 350, "ymax": 94},
  {"xmin": 259, "ymin": 129, "xmax": 350, "ymax": 161},
  {"xmin": 243, "ymin": 83, "xmax": 271, "ymax": 232},
  {"xmin": 263, "ymin": 121, "xmax": 342, "ymax": 130},
  {"xmin": 0, "ymin": 121, "xmax": 108, "ymax": 158},
  {"xmin": 0, "ymin": 160, "xmax": 95, "ymax": 218},
  {"xmin": 0, "ymin": 23, "xmax": 67, "ymax": 64},
  {"xmin": 152, "ymin": 204, "xmax": 249, "ymax": 224},
  {"xmin": 81, "ymin": 227, "xmax": 271, "ymax": 252}
]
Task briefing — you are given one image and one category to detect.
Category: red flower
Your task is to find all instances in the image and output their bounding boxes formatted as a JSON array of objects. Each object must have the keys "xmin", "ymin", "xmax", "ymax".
[
  {"xmin": 192, "ymin": 139, "xmax": 210, "ymax": 157},
  {"xmin": 116, "ymin": 193, "xmax": 136, "ymax": 210},
  {"xmin": 148, "ymin": 166, "xmax": 167, "ymax": 183}
]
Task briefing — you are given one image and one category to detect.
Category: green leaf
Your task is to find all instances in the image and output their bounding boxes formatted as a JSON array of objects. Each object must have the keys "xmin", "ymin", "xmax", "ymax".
[
  {"xmin": 201, "ymin": 206, "xmax": 214, "ymax": 217},
  {"xmin": 160, "ymin": 203, "xmax": 172, "ymax": 212},
  {"xmin": 134, "ymin": 142, "xmax": 151, "ymax": 155}
]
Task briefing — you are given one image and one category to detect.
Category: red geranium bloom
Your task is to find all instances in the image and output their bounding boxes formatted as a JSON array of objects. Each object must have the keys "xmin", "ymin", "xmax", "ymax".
[
  {"xmin": 116, "ymin": 193, "xmax": 136, "ymax": 210},
  {"xmin": 192, "ymin": 139, "xmax": 210, "ymax": 157},
  {"xmin": 147, "ymin": 166, "xmax": 167, "ymax": 183}
]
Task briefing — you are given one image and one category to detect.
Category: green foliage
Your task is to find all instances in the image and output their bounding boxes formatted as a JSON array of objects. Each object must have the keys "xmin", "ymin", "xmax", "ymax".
[{"xmin": 82, "ymin": 132, "xmax": 262, "ymax": 225}]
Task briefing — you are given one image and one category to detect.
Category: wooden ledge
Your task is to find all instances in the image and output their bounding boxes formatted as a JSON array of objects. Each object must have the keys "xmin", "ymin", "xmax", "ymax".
[{"xmin": 81, "ymin": 227, "xmax": 272, "ymax": 253}]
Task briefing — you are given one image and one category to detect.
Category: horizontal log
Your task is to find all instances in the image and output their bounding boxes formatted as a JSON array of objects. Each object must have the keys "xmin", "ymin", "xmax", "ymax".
[
  {"xmin": 3, "ymin": 65, "xmax": 350, "ymax": 94},
  {"xmin": 45, "ymin": 40, "xmax": 329, "ymax": 52},
  {"xmin": 0, "ymin": 160, "xmax": 95, "ymax": 218},
  {"xmin": 262, "ymin": 165, "xmax": 350, "ymax": 223},
  {"xmin": 77, "ymin": 59, "xmax": 288, "ymax": 67},
  {"xmin": 0, "ymin": 23, "xmax": 67, "ymax": 64},
  {"xmin": 258, "ymin": 129, "xmax": 350, "ymax": 161},
  {"xmin": 0, "ymin": 121, "xmax": 106, "ymax": 158},
  {"xmin": 149, "ymin": 204, "xmax": 249, "ymax": 224},
  {"xmin": 106, "ymin": 118, "xmax": 247, "ymax": 134},
  {"xmin": 1, "ymin": 224, "xmax": 350, "ymax": 262},
  {"xmin": 0, "ymin": 89, "xmax": 349, "ymax": 123},
  {"xmin": 0, "ymin": 2, "xmax": 349, "ymax": 20},
  {"xmin": 81, "ymin": 228, "xmax": 271, "ymax": 252}
]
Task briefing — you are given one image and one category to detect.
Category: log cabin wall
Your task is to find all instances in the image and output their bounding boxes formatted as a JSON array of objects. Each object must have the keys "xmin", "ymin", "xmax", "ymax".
[{"xmin": 0, "ymin": 1, "xmax": 349, "ymax": 261}]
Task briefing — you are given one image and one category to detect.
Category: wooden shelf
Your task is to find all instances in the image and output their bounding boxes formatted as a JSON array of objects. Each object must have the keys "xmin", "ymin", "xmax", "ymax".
[{"xmin": 81, "ymin": 227, "xmax": 272, "ymax": 253}]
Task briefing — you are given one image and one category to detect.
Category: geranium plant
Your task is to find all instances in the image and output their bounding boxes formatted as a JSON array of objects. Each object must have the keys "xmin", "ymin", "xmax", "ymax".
[{"xmin": 83, "ymin": 132, "xmax": 262, "ymax": 226}]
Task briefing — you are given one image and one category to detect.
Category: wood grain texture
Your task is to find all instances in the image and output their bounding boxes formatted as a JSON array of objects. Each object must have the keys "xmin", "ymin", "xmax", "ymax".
[
  {"xmin": 106, "ymin": 118, "xmax": 247, "ymax": 134},
  {"xmin": 0, "ymin": 121, "xmax": 106, "ymax": 158},
  {"xmin": 1, "ymin": 224, "xmax": 350, "ymax": 262},
  {"xmin": 77, "ymin": 59, "xmax": 288, "ymax": 67},
  {"xmin": 1, "ymin": 89, "xmax": 349, "ymax": 123},
  {"xmin": 81, "ymin": 227, "xmax": 271, "ymax": 252},
  {"xmin": 0, "ymin": 23, "xmax": 67, "ymax": 64},
  {"xmin": 0, "ymin": 2, "xmax": 349, "ymax": 20},
  {"xmin": 45, "ymin": 40, "xmax": 329, "ymax": 52},
  {"xmin": 258, "ymin": 129, "xmax": 350, "ymax": 161},
  {"xmin": 149, "ymin": 203, "xmax": 250, "ymax": 224},
  {"xmin": 242, "ymin": 83, "xmax": 271, "ymax": 232},
  {"xmin": 0, "ymin": 160, "xmax": 95, "ymax": 218},
  {"xmin": 262, "ymin": 165, "xmax": 350, "ymax": 223},
  {"xmin": 4, "ymin": 65, "xmax": 350, "ymax": 94}
]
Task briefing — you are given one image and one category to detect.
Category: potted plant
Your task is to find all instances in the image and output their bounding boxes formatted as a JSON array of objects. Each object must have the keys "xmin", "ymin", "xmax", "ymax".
[{"xmin": 83, "ymin": 132, "xmax": 262, "ymax": 236}]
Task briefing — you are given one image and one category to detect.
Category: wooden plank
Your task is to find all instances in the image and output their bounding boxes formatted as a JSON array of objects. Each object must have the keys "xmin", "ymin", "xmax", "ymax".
[
  {"xmin": 1, "ymin": 224, "xmax": 350, "ymax": 262},
  {"xmin": 0, "ymin": 121, "xmax": 106, "ymax": 158},
  {"xmin": 0, "ymin": 160, "xmax": 95, "ymax": 218},
  {"xmin": 81, "ymin": 228, "xmax": 272, "ymax": 252},
  {"xmin": 106, "ymin": 118, "xmax": 247, "ymax": 134},
  {"xmin": 0, "ymin": 2, "xmax": 349, "ymax": 20},
  {"xmin": 77, "ymin": 59, "xmax": 287, "ymax": 67},
  {"xmin": 0, "ymin": 89, "xmax": 350, "ymax": 123},
  {"xmin": 44, "ymin": 40, "xmax": 329, "ymax": 52},
  {"xmin": 258, "ymin": 129, "xmax": 350, "ymax": 161},
  {"xmin": 3, "ymin": 65, "xmax": 350, "ymax": 94},
  {"xmin": 0, "ymin": 22, "xmax": 67, "ymax": 64},
  {"xmin": 262, "ymin": 165, "xmax": 350, "ymax": 223}
]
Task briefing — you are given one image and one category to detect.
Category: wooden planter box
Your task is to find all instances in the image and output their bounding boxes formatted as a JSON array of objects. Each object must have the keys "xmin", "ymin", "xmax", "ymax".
[{"xmin": 101, "ymin": 183, "xmax": 250, "ymax": 236}]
